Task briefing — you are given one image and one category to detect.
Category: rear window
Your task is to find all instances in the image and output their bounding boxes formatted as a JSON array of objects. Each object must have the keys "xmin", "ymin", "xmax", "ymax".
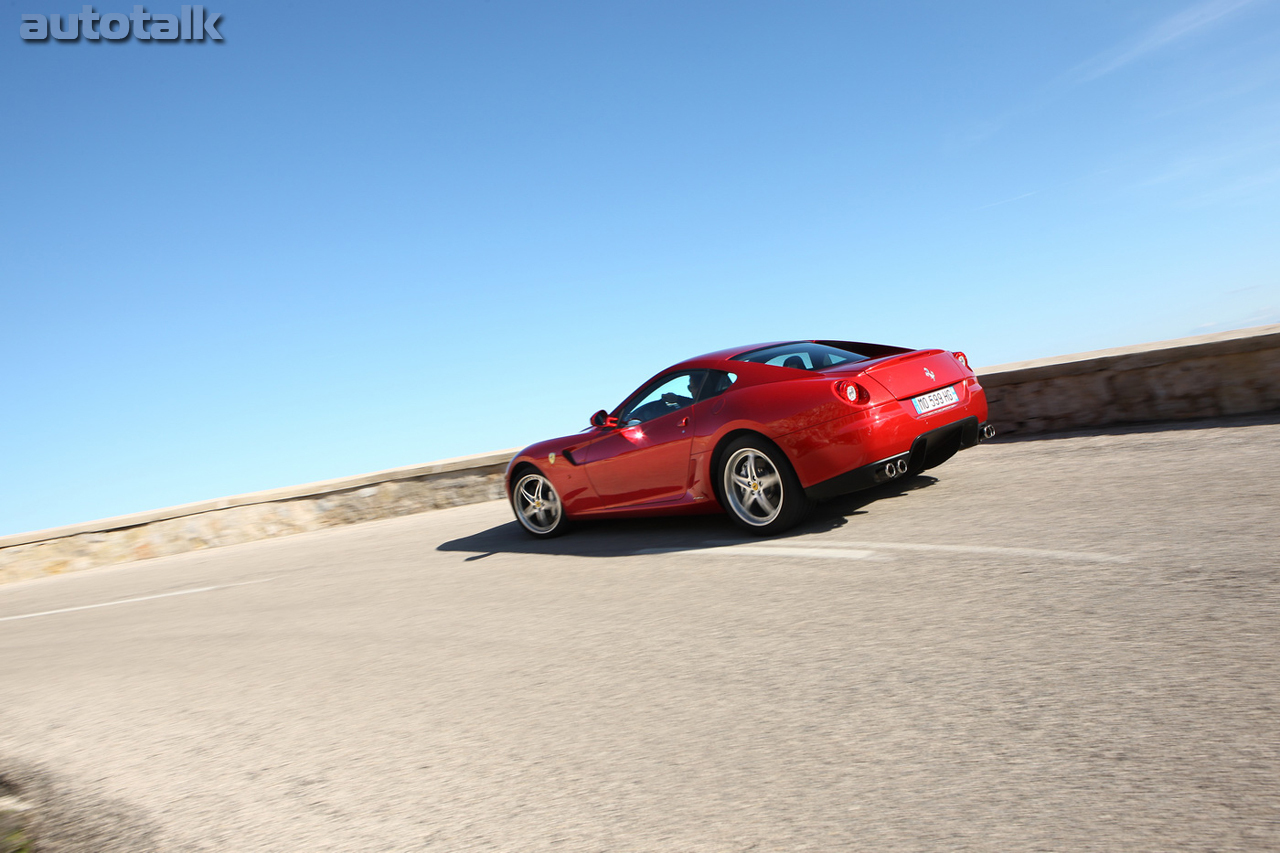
[{"xmin": 731, "ymin": 342, "xmax": 869, "ymax": 370}]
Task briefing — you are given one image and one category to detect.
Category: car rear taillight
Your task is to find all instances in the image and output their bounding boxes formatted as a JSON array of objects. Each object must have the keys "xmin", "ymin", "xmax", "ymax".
[
  {"xmin": 833, "ymin": 380, "xmax": 870, "ymax": 405},
  {"xmin": 953, "ymin": 351, "xmax": 969, "ymax": 369}
]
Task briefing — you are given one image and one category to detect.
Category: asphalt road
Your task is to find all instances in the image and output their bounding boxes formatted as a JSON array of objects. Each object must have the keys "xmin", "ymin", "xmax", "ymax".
[{"xmin": 2, "ymin": 416, "xmax": 1278, "ymax": 852}]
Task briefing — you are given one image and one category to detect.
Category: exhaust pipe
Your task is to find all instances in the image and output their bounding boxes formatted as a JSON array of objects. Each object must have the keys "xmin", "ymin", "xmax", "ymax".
[
  {"xmin": 896, "ymin": 459, "xmax": 908, "ymax": 476},
  {"xmin": 883, "ymin": 462, "xmax": 899, "ymax": 480},
  {"xmin": 980, "ymin": 424, "xmax": 996, "ymax": 441}
]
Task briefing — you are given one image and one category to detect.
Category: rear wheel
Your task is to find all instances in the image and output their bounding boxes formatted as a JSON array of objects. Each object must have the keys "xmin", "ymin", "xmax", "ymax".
[
  {"xmin": 511, "ymin": 469, "xmax": 568, "ymax": 538},
  {"xmin": 718, "ymin": 437, "xmax": 809, "ymax": 535}
]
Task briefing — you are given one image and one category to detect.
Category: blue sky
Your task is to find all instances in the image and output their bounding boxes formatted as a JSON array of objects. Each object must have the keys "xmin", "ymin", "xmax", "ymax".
[{"xmin": 3, "ymin": 0, "xmax": 1278, "ymax": 535}]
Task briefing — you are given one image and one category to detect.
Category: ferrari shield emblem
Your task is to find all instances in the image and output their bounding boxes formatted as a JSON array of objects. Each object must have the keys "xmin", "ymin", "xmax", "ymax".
[{"xmin": 548, "ymin": 452, "xmax": 556, "ymax": 465}]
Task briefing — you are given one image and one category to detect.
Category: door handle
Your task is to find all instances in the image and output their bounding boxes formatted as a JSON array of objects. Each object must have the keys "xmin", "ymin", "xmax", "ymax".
[{"xmin": 677, "ymin": 416, "xmax": 689, "ymax": 428}]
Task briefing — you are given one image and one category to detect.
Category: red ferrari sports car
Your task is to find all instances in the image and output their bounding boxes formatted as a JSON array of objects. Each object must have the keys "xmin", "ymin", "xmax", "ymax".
[{"xmin": 506, "ymin": 339, "xmax": 992, "ymax": 537}]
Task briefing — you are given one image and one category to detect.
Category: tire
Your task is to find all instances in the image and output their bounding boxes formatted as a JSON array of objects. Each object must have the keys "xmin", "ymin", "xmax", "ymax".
[
  {"xmin": 510, "ymin": 468, "xmax": 569, "ymax": 538},
  {"xmin": 718, "ymin": 436, "xmax": 809, "ymax": 535}
]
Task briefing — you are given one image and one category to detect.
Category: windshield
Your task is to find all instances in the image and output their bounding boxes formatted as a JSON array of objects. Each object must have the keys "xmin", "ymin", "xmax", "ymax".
[{"xmin": 730, "ymin": 342, "xmax": 869, "ymax": 370}]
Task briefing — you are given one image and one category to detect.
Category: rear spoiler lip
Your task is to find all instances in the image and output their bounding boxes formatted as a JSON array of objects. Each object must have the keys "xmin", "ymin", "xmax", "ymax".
[{"xmin": 815, "ymin": 348, "xmax": 946, "ymax": 376}]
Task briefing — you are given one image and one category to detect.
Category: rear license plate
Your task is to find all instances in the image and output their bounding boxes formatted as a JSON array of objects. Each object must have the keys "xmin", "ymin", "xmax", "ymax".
[{"xmin": 911, "ymin": 385, "xmax": 959, "ymax": 415}]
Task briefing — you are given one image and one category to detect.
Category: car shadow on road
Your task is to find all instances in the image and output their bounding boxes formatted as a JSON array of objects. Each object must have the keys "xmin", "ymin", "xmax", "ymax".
[{"xmin": 436, "ymin": 475, "xmax": 939, "ymax": 561}]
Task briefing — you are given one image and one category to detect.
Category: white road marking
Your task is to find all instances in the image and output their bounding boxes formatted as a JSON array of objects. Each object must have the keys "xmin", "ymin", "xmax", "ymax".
[
  {"xmin": 0, "ymin": 796, "xmax": 32, "ymax": 813},
  {"xmin": 705, "ymin": 539, "xmax": 1126, "ymax": 563},
  {"xmin": 636, "ymin": 540, "xmax": 1125, "ymax": 563},
  {"xmin": 0, "ymin": 578, "xmax": 274, "ymax": 624},
  {"xmin": 637, "ymin": 546, "xmax": 876, "ymax": 560},
  {"xmin": 710, "ymin": 546, "xmax": 875, "ymax": 560}
]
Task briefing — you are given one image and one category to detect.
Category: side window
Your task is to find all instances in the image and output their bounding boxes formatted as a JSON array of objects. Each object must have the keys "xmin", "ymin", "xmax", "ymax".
[
  {"xmin": 698, "ymin": 371, "xmax": 738, "ymax": 401},
  {"xmin": 619, "ymin": 371, "xmax": 707, "ymax": 425}
]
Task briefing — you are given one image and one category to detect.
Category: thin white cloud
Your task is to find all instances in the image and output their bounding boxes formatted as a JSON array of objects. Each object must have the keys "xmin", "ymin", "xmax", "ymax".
[
  {"xmin": 947, "ymin": 0, "xmax": 1265, "ymax": 149},
  {"xmin": 972, "ymin": 190, "xmax": 1039, "ymax": 211},
  {"xmin": 1187, "ymin": 163, "xmax": 1280, "ymax": 204},
  {"xmin": 1062, "ymin": 0, "xmax": 1263, "ymax": 86},
  {"xmin": 1127, "ymin": 126, "xmax": 1280, "ymax": 199},
  {"xmin": 1195, "ymin": 307, "xmax": 1280, "ymax": 331},
  {"xmin": 970, "ymin": 168, "xmax": 1116, "ymax": 213}
]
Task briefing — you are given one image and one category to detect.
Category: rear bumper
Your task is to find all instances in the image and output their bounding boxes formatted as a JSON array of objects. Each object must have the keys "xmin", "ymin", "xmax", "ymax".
[
  {"xmin": 778, "ymin": 380, "xmax": 988, "ymax": 491},
  {"xmin": 804, "ymin": 416, "xmax": 992, "ymax": 502}
]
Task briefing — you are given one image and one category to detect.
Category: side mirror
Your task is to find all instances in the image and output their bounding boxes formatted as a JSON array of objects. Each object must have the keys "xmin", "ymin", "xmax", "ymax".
[{"xmin": 590, "ymin": 410, "xmax": 618, "ymax": 429}]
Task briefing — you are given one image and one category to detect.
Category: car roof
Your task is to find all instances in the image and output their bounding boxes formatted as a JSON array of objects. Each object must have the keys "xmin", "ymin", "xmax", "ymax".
[{"xmin": 666, "ymin": 341, "xmax": 796, "ymax": 370}]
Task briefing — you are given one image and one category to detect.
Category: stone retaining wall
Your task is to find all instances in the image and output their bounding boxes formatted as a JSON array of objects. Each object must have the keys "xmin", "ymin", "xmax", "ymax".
[
  {"xmin": 3, "ymin": 324, "xmax": 1278, "ymax": 585},
  {"xmin": 0, "ymin": 451, "xmax": 515, "ymax": 586},
  {"xmin": 980, "ymin": 324, "xmax": 1280, "ymax": 436}
]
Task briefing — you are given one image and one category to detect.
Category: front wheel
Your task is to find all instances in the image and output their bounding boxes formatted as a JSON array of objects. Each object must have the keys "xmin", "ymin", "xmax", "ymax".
[
  {"xmin": 718, "ymin": 437, "xmax": 809, "ymax": 535},
  {"xmin": 511, "ymin": 469, "xmax": 568, "ymax": 538}
]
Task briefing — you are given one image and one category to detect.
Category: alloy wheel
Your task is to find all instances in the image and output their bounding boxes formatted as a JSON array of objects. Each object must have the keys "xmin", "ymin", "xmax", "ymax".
[
  {"xmin": 723, "ymin": 447, "xmax": 784, "ymax": 527},
  {"xmin": 513, "ymin": 472, "xmax": 563, "ymax": 535}
]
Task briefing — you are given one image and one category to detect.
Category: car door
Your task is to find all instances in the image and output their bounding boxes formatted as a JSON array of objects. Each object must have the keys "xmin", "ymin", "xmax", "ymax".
[{"xmin": 583, "ymin": 370, "xmax": 706, "ymax": 507}]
